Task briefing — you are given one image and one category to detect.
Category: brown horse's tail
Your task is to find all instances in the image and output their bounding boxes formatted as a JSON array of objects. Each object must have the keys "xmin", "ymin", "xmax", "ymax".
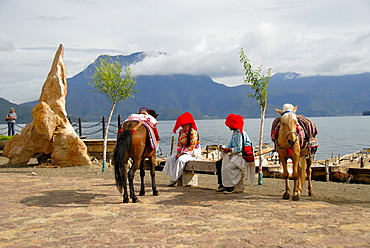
[{"xmin": 114, "ymin": 129, "xmax": 132, "ymax": 193}]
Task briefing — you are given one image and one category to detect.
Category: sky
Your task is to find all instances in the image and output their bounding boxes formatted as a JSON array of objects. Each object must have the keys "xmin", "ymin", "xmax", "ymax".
[{"xmin": 1, "ymin": 0, "xmax": 369, "ymax": 104}]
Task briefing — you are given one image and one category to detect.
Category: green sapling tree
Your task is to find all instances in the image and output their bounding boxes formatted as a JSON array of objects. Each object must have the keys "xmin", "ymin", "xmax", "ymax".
[
  {"xmin": 239, "ymin": 47, "xmax": 272, "ymax": 185},
  {"xmin": 90, "ymin": 55, "xmax": 138, "ymax": 172}
]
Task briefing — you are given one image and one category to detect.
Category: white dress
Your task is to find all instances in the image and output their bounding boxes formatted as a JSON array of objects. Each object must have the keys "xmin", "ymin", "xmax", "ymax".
[
  {"xmin": 221, "ymin": 152, "xmax": 255, "ymax": 187},
  {"xmin": 162, "ymin": 128, "xmax": 201, "ymax": 182},
  {"xmin": 162, "ymin": 147, "xmax": 202, "ymax": 181}
]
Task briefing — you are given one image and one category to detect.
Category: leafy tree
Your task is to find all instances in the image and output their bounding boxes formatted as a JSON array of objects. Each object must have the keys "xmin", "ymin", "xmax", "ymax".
[
  {"xmin": 239, "ymin": 47, "xmax": 272, "ymax": 185},
  {"xmin": 90, "ymin": 55, "xmax": 138, "ymax": 172}
]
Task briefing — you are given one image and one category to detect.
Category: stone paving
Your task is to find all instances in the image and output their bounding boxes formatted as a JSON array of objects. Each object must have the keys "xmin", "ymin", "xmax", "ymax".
[{"xmin": 1, "ymin": 172, "xmax": 370, "ymax": 247}]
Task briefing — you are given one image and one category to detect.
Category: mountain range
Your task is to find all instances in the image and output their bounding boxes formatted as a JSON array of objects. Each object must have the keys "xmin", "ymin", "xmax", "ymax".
[{"xmin": 2, "ymin": 52, "xmax": 370, "ymax": 123}]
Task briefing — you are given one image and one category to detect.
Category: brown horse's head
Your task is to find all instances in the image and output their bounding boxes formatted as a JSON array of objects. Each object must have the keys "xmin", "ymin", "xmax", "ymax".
[{"xmin": 275, "ymin": 104, "xmax": 299, "ymax": 147}]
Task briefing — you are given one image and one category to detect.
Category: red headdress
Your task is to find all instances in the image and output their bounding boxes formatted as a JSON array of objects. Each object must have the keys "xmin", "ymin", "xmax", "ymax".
[
  {"xmin": 225, "ymin": 113, "xmax": 244, "ymax": 131},
  {"xmin": 172, "ymin": 112, "xmax": 198, "ymax": 133}
]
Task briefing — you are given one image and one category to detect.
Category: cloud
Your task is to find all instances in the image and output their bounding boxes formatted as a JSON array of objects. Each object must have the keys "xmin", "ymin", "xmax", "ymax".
[
  {"xmin": 0, "ymin": 38, "xmax": 15, "ymax": 52},
  {"xmin": 0, "ymin": 0, "xmax": 369, "ymax": 104},
  {"xmin": 131, "ymin": 44, "xmax": 243, "ymax": 78}
]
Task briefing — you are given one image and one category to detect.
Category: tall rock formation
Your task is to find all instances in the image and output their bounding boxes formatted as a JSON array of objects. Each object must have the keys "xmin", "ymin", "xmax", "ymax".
[{"xmin": 4, "ymin": 44, "xmax": 91, "ymax": 166}]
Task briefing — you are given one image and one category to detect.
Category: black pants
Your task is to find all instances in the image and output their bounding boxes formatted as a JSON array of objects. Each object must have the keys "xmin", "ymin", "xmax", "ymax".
[
  {"xmin": 216, "ymin": 159, "xmax": 223, "ymax": 185},
  {"xmin": 216, "ymin": 159, "xmax": 234, "ymax": 191}
]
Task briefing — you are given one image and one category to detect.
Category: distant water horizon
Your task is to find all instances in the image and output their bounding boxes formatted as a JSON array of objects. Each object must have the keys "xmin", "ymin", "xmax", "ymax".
[
  {"xmin": 1, "ymin": 116, "xmax": 369, "ymax": 161},
  {"xmin": 155, "ymin": 116, "xmax": 370, "ymax": 161}
]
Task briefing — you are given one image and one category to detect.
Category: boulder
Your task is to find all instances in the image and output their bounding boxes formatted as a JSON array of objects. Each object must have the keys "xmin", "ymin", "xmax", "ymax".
[{"xmin": 3, "ymin": 44, "xmax": 91, "ymax": 166}]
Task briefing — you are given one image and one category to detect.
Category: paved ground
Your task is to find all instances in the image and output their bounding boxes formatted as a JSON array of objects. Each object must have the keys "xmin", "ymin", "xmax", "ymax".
[{"xmin": 1, "ymin": 166, "xmax": 370, "ymax": 247}]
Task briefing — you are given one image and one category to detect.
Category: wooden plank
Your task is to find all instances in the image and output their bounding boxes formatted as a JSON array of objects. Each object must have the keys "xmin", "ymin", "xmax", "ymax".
[
  {"xmin": 82, "ymin": 139, "xmax": 116, "ymax": 153},
  {"xmin": 348, "ymin": 168, "xmax": 370, "ymax": 184}
]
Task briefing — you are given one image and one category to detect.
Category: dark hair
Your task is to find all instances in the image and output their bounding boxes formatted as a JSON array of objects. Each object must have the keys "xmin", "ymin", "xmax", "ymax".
[
  {"xmin": 186, "ymin": 123, "xmax": 199, "ymax": 147},
  {"xmin": 148, "ymin": 109, "xmax": 158, "ymax": 119}
]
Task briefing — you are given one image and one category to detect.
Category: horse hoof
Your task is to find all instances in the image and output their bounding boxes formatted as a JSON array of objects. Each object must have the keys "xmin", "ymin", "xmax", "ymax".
[
  {"xmin": 123, "ymin": 198, "xmax": 129, "ymax": 203},
  {"xmin": 282, "ymin": 193, "xmax": 290, "ymax": 200},
  {"xmin": 139, "ymin": 191, "xmax": 145, "ymax": 196},
  {"xmin": 132, "ymin": 197, "xmax": 141, "ymax": 203},
  {"xmin": 292, "ymin": 195, "xmax": 300, "ymax": 201},
  {"xmin": 308, "ymin": 192, "xmax": 314, "ymax": 197},
  {"xmin": 153, "ymin": 190, "xmax": 159, "ymax": 196}
]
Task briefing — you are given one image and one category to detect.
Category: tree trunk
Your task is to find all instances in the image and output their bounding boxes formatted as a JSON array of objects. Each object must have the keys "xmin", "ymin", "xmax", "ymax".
[
  {"xmin": 257, "ymin": 105, "xmax": 266, "ymax": 185},
  {"xmin": 102, "ymin": 103, "xmax": 116, "ymax": 172}
]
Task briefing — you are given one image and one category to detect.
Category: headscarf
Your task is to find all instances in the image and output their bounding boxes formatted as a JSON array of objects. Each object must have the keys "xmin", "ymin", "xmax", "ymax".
[
  {"xmin": 172, "ymin": 112, "xmax": 198, "ymax": 133},
  {"xmin": 225, "ymin": 113, "xmax": 244, "ymax": 132}
]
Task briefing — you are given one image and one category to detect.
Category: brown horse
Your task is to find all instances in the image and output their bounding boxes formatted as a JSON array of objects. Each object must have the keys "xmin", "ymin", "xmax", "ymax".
[
  {"xmin": 273, "ymin": 104, "xmax": 318, "ymax": 201},
  {"xmin": 114, "ymin": 121, "xmax": 159, "ymax": 203}
]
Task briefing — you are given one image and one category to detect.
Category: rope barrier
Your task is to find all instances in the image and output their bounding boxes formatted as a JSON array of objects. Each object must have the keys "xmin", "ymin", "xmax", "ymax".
[{"xmin": 2, "ymin": 116, "xmax": 122, "ymax": 139}]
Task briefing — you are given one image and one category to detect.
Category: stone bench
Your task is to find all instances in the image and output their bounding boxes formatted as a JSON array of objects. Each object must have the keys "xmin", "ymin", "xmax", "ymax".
[{"xmin": 178, "ymin": 160, "xmax": 217, "ymax": 186}]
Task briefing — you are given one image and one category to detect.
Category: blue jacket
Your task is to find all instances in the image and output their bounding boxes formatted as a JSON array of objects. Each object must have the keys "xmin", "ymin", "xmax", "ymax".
[{"xmin": 226, "ymin": 129, "xmax": 252, "ymax": 154}]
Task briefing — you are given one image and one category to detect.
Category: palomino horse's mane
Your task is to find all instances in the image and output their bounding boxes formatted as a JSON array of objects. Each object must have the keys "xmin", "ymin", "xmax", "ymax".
[{"xmin": 280, "ymin": 111, "xmax": 298, "ymax": 125}]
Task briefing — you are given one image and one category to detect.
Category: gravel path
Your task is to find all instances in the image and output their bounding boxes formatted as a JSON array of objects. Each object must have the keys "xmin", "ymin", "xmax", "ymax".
[{"xmin": 1, "ymin": 156, "xmax": 370, "ymax": 208}]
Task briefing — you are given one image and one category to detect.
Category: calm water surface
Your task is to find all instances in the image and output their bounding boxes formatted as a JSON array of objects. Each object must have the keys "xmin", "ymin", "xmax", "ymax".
[
  {"xmin": 1, "ymin": 116, "xmax": 369, "ymax": 160},
  {"xmin": 155, "ymin": 116, "xmax": 370, "ymax": 160}
]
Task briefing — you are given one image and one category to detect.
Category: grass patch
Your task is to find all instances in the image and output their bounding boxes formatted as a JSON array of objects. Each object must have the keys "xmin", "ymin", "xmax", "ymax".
[{"xmin": 0, "ymin": 135, "xmax": 12, "ymax": 141}]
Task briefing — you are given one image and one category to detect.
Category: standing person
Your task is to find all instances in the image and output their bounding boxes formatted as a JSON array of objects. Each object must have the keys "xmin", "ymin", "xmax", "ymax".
[
  {"xmin": 5, "ymin": 108, "xmax": 17, "ymax": 136},
  {"xmin": 163, "ymin": 112, "xmax": 201, "ymax": 186},
  {"xmin": 216, "ymin": 113, "xmax": 255, "ymax": 193}
]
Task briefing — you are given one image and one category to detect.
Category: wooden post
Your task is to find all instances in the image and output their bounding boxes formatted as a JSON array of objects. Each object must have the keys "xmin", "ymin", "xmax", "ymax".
[
  {"xmin": 118, "ymin": 115, "xmax": 121, "ymax": 127},
  {"xmin": 325, "ymin": 159, "xmax": 330, "ymax": 182},
  {"xmin": 78, "ymin": 118, "xmax": 82, "ymax": 137},
  {"xmin": 170, "ymin": 136, "xmax": 175, "ymax": 156},
  {"xmin": 338, "ymin": 154, "xmax": 340, "ymax": 164},
  {"xmin": 360, "ymin": 156, "xmax": 364, "ymax": 168},
  {"xmin": 102, "ymin": 116, "xmax": 105, "ymax": 139}
]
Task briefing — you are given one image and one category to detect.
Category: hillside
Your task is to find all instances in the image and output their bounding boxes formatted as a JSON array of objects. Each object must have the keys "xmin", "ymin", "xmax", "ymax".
[{"xmin": 6, "ymin": 52, "xmax": 370, "ymax": 121}]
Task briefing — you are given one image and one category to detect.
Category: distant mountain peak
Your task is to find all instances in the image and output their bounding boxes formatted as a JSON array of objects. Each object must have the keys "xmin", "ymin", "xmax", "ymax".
[{"xmin": 283, "ymin": 72, "xmax": 301, "ymax": 79}]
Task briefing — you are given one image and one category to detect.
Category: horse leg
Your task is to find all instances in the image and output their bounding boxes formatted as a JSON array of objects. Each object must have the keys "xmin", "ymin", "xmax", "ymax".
[
  {"xmin": 149, "ymin": 155, "xmax": 159, "ymax": 196},
  {"xmin": 298, "ymin": 156, "xmax": 307, "ymax": 194},
  {"xmin": 139, "ymin": 160, "xmax": 145, "ymax": 196},
  {"xmin": 280, "ymin": 157, "xmax": 290, "ymax": 200},
  {"xmin": 128, "ymin": 160, "xmax": 140, "ymax": 203},
  {"xmin": 291, "ymin": 154, "xmax": 301, "ymax": 201},
  {"xmin": 122, "ymin": 163, "xmax": 129, "ymax": 203},
  {"xmin": 306, "ymin": 155, "xmax": 314, "ymax": 197}
]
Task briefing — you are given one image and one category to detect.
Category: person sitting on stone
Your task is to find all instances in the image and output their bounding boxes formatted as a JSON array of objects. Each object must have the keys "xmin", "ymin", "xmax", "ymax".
[
  {"xmin": 216, "ymin": 113, "xmax": 255, "ymax": 193},
  {"xmin": 162, "ymin": 112, "xmax": 201, "ymax": 186}
]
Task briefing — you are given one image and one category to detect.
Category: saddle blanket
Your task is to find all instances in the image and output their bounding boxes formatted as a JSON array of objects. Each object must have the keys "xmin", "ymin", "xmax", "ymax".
[
  {"xmin": 271, "ymin": 115, "xmax": 318, "ymax": 148},
  {"xmin": 121, "ymin": 120, "xmax": 158, "ymax": 150}
]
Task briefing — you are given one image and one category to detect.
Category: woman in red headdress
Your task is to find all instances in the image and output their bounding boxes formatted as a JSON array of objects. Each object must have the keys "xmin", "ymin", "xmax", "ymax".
[
  {"xmin": 216, "ymin": 113, "xmax": 255, "ymax": 193},
  {"xmin": 162, "ymin": 112, "xmax": 201, "ymax": 186}
]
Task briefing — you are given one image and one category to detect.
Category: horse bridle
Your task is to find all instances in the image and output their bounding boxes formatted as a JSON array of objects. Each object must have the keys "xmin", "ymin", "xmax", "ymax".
[{"xmin": 276, "ymin": 128, "xmax": 299, "ymax": 150}]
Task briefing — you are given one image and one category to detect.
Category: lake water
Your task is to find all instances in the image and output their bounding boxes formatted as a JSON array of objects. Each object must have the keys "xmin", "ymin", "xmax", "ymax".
[{"xmin": 1, "ymin": 116, "xmax": 369, "ymax": 160}]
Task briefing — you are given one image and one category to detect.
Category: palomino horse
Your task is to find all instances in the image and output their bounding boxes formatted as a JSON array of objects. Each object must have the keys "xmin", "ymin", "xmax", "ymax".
[
  {"xmin": 272, "ymin": 104, "xmax": 318, "ymax": 201},
  {"xmin": 114, "ymin": 121, "xmax": 159, "ymax": 203}
]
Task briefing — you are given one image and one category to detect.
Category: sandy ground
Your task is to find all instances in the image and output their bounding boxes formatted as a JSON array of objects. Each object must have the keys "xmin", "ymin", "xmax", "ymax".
[{"xmin": 1, "ymin": 155, "xmax": 370, "ymax": 208}]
